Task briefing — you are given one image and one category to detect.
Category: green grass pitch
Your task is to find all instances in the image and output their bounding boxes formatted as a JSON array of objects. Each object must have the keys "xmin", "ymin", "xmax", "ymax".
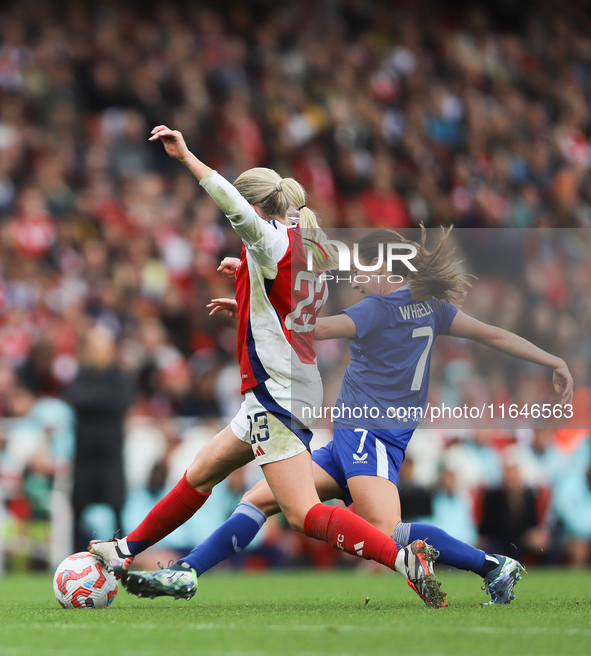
[{"xmin": 1, "ymin": 568, "xmax": 590, "ymax": 656}]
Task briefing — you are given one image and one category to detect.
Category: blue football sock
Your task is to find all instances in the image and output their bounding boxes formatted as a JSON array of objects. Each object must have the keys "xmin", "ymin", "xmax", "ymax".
[
  {"xmin": 178, "ymin": 501, "xmax": 267, "ymax": 576},
  {"xmin": 394, "ymin": 521, "xmax": 486, "ymax": 574}
]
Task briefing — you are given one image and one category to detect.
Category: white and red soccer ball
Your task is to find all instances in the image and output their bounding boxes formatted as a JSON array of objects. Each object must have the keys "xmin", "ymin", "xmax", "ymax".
[{"xmin": 53, "ymin": 552, "xmax": 118, "ymax": 609}]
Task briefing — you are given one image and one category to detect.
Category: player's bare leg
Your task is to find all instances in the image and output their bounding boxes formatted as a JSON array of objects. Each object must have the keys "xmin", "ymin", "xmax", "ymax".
[
  {"xmin": 120, "ymin": 448, "xmax": 322, "ymax": 600},
  {"xmin": 347, "ymin": 475, "xmax": 446, "ymax": 609},
  {"xmin": 346, "ymin": 475, "xmax": 401, "ymax": 536},
  {"xmin": 260, "ymin": 451, "xmax": 322, "ymax": 532},
  {"xmin": 263, "ymin": 451, "xmax": 445, "ymax": 609},
  {"xmin": 121, "ymin": 457, "xmax": 345, "ymax": 599},
  {"xmin": 90, "ymin": 424, "xmax": 254, "ymax": 573},
  {"xmin": 244, "ymin": 460, "xmax": 343, "ymax": 518},
  {"xmin": 185, "ymin": 425, "xmax": 255, "ymax": 492}
]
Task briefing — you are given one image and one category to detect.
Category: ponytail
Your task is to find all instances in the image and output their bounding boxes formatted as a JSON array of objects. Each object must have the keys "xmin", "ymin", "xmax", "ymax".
[
  {"xmin": 233, "ymin": 168, "xmax": 339, "ymax": 273},
  {"xmin": 278, "ymin": 178, "xmax": 339, "ymax": 273}
]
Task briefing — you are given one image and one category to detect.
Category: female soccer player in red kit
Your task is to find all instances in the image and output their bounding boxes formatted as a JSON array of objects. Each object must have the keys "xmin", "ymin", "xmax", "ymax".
[{"xmin": 91, "ymin": 126, "xmax": 446, "ymax": 607}]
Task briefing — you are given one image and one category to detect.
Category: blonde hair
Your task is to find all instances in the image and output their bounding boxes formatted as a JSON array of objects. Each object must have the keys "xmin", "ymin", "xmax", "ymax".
[
  {"xmin": 355, "ymin": 226, "xmax": 471, "ymax": 303},
  {"xmin": 233, "ymin": 167, "xmax": 339, "ymax": 273}
]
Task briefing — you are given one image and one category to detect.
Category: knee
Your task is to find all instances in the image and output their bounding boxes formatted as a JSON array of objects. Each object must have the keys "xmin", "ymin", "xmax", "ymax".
[
  {"xmin": 360, "ymin": 512, "xmax": 399, "ymax": 537},
  {"xmin": 281, "ymin": 507, "xmax": 306, "ymax": 534},
  {"xmin": 242, "ymin": 489, "xmax": 275, "ymax": 517},
  {"xmin": 373, "ymin": 520, "xmax": 396, "ymax": 536},
  {"xmin": 185, "ymin": 457, "xmax": 217, "ymax": 494}
]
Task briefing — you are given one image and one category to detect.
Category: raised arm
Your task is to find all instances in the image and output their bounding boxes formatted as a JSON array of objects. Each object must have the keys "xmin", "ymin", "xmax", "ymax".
[
  {"xmin": 449, "ymin": 310, "xmax": 574, "ymax": 404},
  {"xmin": 150, "ymin": 126, "xmax": 287, "ymax": 266},
  {"xmin": 149, "ymin": 125, "xmax": 212, "ymax": 179}
]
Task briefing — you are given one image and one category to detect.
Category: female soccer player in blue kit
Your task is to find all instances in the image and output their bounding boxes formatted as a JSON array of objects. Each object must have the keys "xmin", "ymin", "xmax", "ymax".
[
  {"xmin": 118, "ymin": 227, "xmax": 573, "ymax": 606},
  {"xmin": 91, "ymin": 128, "xmax": 448, "ymax": 608}
]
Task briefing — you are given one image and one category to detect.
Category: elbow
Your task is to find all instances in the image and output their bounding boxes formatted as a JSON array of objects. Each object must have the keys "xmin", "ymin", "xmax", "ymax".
[{"xmin": 486, "ymin": 326, "xmax": 507, "ymax": 349}]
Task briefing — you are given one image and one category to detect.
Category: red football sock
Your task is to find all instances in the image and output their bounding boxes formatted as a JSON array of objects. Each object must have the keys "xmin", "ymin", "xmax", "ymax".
[
  {"xmin": 126, "ymin": 473, "xmax": 210, "ymax": 555},
  {"xmin": 304, "ymin": 504, "xmax": 399, "ymax": 570}
]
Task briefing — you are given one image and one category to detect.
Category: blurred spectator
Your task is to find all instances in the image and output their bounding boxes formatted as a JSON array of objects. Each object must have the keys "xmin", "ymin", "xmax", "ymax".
[
  {"xmin": 358, "ymin": 154, "xmax": 411, "ymax": 228},
  {"xmin": 552, "ymin": 458, "xmax": 591, "ymax": 567},
  {"xmin": 440, "ymin": 432, "xmax": 503, "ymax": 492},
  {"xmin": 479, "ymin": 461, "xmax": 551, "ymax": 562},
  {"xmin": 62, "ymin": 326, "xmax": 135, "ymax": 551},
  {"xmin": 430, "ymin": 468, "xmax": 477, "ymax": 547},
  {"xmin": 551, "ymin": 437, "xmax": 591, "ymax": 566},
  {"xmin": 0, "ymin": 384, "xmax": 73, "ymax": 568},
  {"xmin": 397, "ymin": 457, "xmax": 432, "ymax": 521}
]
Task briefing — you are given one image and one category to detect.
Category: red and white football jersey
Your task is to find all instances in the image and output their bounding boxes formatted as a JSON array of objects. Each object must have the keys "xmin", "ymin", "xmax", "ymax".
[{"xmin": 200, "ymin": 171, "xmax": 328, "ymax": 393}]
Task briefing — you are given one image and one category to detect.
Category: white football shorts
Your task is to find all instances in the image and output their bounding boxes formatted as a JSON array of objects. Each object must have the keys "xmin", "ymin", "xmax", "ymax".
[{"xmin": 230, "ymin": 377, "xmax": 322, "ymax": 465}]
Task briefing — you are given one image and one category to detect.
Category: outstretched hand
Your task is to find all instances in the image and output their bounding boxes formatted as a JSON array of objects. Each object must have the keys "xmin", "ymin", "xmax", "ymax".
[
  {"xmin": 553, "ymin": 361, "xmax": 574, "ymax": 406},
  {"xmin": 149, "ymin": 125, "xmax": 191, "ymax": 163},
  {"xmin": 207, "ymin": 298, "xmax": 238, "ymax": 319}
]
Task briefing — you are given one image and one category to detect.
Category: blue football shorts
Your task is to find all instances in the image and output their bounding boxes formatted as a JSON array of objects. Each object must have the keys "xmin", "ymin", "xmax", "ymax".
[{"xmin": 311, "ymin": 427, "xmax": 413, "ymax": 504}]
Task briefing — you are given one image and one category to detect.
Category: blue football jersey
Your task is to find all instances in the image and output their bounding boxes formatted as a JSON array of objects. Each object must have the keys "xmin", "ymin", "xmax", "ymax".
[{"xmin": 335, "ymin": 285, "xmax": 457, "ymax": 432}]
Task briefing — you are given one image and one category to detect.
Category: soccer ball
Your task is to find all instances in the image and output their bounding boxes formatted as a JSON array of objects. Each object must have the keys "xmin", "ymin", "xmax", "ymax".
[{"xmin": 53, "ymin": 552, "xmax": 118, "ymax": 609}]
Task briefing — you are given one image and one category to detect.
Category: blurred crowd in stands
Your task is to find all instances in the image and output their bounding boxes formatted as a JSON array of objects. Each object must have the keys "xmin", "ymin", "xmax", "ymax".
[{"xmin": 1, "ymin": 0, "xmax": 591, "ymax": 572}]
